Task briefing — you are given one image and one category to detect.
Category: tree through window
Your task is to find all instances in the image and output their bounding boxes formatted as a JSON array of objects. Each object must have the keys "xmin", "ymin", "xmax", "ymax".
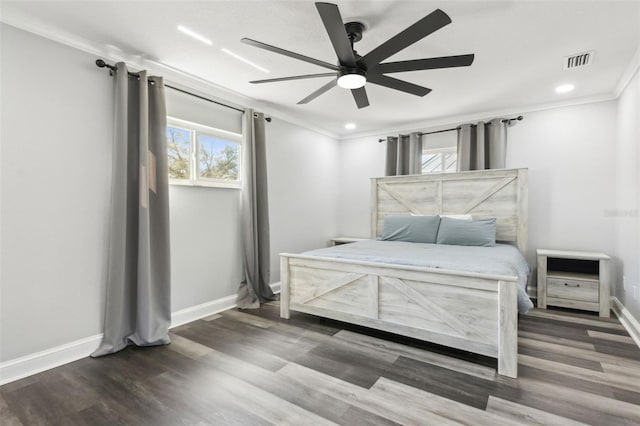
[
  {"xmin": 167, "ymin": 117, "xmax": 242, "ymax": 188},
  {"xmin": 197, "ymin": 135, "xmax": 238, "ymax": 180}
]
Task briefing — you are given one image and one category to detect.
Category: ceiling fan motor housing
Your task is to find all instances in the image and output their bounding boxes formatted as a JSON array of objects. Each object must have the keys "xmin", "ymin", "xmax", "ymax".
[
  {"xmin": 344, "ymin": 21, "xmax": 365, "ymax": 43},
  {"xmin": 242, "ymin": 3, "xmax": 474, "ymax": 109}
]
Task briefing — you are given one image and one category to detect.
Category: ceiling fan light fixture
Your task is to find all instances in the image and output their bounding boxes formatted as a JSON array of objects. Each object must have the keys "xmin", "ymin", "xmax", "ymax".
[
  {"xmin": 337, "ymin": 68, "xmax": 367, "ymax": 89},
  {"xmin": 242, "ymin": 4, "xmax": 474, "ymax": 109}
]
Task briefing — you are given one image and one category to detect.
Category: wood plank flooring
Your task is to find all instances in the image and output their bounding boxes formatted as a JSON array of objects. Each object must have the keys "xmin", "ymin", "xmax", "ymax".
[{"xmin": 1, "ymin": 304, "xmax": 639, "ymax": 425}]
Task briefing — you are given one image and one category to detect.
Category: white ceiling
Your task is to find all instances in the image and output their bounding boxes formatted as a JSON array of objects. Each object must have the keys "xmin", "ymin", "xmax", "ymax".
[{"xmin": 2, "ymin": 1, "xmax": 639, "ymax": 138}]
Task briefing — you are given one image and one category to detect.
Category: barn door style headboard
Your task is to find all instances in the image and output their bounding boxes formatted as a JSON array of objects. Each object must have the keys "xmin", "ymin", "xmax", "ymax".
[{"xmin": 371, "ymin": 168, "xmax": 528, "ymax": 254}]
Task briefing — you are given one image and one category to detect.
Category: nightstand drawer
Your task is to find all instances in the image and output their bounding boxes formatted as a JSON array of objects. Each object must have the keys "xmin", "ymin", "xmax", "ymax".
[
  {"xmin": 537, "ymin": 249, "xmax": 610, "ymax": 317},
  {"xmin": 547, "ymin": 277, "xmax": 599, "ymax": 302}
]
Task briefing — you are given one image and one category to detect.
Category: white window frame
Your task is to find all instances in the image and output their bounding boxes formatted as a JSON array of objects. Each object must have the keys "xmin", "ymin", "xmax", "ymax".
[
  {"xmin": 167, "ymin": 117, "xmax": 242, "ymax": 189},
  {"xmin": 422, "ymin": 147, "xmax": 457, "ymax": 174}
]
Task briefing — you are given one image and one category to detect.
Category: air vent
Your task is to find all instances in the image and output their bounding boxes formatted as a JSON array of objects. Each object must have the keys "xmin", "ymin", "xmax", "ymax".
[{"xmin": 564, "ymin": 51, "xmax": 594, "ymax": 69}]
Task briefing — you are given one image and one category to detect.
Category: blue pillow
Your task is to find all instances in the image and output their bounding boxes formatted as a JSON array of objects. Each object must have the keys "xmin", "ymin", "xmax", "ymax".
[
  {"xmin": 380, "ymin": 215, "xmax": 441, "ymax": 243},
  {"xmin": 436, "ymin": 217, "xmax": 496, "ymax": 247}
]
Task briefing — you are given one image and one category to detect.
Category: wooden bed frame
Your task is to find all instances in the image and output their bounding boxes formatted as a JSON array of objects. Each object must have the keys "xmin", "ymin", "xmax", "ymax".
[{"xmin": 280, "ymin": 168, "xmax": 528, "ymax": 378}]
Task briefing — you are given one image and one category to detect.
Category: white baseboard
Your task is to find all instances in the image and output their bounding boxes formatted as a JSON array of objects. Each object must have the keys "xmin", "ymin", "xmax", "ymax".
[
  {"xmin": 1, "ymin": 285, "xmax": 282, "ymax": 386},
  {"xmin": 170, "ymin": 294, "xmax": 237, "ymax": 329},
  {"xmin": 0, "ymin": 334, "xmax": 103, "ymax": 386},
  {"xmin": 611, "ymin": 296, "xmax": 640, "ymax": 349},
  {"xmin": 1, "ymin": 293, "xmax": 240, "ymax": 386}
]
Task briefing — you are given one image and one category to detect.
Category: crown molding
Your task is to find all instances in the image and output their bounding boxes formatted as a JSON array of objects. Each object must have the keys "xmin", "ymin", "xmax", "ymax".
[
  {"xmin": 614, "ymin": 44, "xmax": 640, "ymax": 98},
  {"xmin": 0, "ymin": 14, "xmax": 338, "ymax": 141},
  {"xmin": 1, "ymin": 8, "xmax": 630, "ymax": 143},
  {"xmin": 139, "ymin": 59, "xmax": 338, "ymax": 139},
  {"xmin": 339, "ymin": 93, "xmax": 617, "ymax": 141}
]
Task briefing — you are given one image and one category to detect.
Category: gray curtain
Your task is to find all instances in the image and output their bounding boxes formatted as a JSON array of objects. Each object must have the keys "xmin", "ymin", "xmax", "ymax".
[
  {"xmin": 92, "ymin": 63, "xmax": 171, "ymax": 357},
  {"xmin": 385, "ymin": 132, "xmax": 422, "ymax": 176},
  {"xmin": 237, "ymin": 110, "xmax": 275, "ymax": 309},
  {"xmin": 457, "ymin": 118, "xmax": 507, "ymax": 171}
]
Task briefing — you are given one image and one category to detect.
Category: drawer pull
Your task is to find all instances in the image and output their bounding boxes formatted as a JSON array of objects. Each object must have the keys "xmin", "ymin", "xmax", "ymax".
[{"xmin": 564, "ymin": 282, "xmax": 580, "ymax": 287}]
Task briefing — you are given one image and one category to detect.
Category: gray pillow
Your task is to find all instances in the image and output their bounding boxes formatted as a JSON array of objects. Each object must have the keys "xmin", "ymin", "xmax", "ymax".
[
  {"xmin": 380, "ymin": 215, "xmax": 441, "ymax": 243},
  {"xmin": 436, "ymin": 217, "xmax": 497, "ymax": 247}
]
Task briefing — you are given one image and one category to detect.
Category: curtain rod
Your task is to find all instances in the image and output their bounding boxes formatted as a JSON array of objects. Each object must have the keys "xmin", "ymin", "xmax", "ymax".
[
  {"xmin": 95, "ymin": 59, "xmax": 271, "ymax": 122},
  {"xmin": 377, "ymin": 115, "xmax": 523, "ymax": 143}
]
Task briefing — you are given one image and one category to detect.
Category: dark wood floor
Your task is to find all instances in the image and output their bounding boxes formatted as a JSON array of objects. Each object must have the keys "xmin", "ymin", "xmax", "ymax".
[{"xmin": 2, "ymin": 304, "xmax": 639, "ymax": 426}]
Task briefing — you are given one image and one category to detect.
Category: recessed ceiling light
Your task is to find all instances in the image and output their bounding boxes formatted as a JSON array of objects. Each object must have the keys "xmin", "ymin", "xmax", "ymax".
[
  {"xmin": 345, "ymin": 123, "xmax": 356, "ymax": 130},
  {"xmin": 177, "ymin": 25, "xmax": 213, "ymax": 46},
  {"xmin": 221, "ymin": 48, "xmax": 269, "ymax": 74},
  {"xmin": 555, "ymin": 84, "xmax": 575, "ymax": 94}
]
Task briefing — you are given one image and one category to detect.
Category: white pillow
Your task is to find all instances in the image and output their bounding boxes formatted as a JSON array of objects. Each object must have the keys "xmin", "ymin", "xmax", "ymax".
[{"xmin": 440, "ymin": 214, "xmax": 473, "ymax": 220}]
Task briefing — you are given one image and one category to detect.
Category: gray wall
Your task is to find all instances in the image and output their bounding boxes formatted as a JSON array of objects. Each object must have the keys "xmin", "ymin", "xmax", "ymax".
[
  {"xmin": 614, "ymin": 70, "xmax": 640, "ymax": 320},
  {"xmin": 266, "ymin": 119, "xmax": 339, "ymax": 282},
  {"xmin": 1, "ymin": 20, "xmax": 636, "ymax": 364},
  {"xmin": 164, "ymin": 85, "xmax": 244, "ymax": 310},
  {"xmin": 336, "ymin": 100, "xmax": 640, "ymax": 318},
  {"xmin": 505, "ymin": 101, "xmax": 618, "ymax": 267},
  {"xmin": 1, "ymin": 25, "xmax": 113, "ymax": 361},
  {"xmin": 168, "ymin": 186, "xmax": 243, "ymax": 311},
  {"xmin": 0, "ymin": 24, "xmax": 339, "ymax": 362}
]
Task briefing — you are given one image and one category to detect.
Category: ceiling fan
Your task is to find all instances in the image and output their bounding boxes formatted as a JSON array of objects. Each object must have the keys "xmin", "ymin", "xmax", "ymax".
[{"xmin": 241, "ymin": 2, "xmax": 475, "ymax": 109}]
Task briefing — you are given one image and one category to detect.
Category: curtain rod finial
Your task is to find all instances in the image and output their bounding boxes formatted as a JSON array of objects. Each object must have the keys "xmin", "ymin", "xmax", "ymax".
[{"xmin": 96, "ymin": 59, "xmax": 106, "ymax": 68}]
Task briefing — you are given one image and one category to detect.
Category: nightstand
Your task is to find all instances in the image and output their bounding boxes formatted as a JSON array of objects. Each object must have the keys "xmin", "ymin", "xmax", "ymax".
[
  {"xmin": 329, "ymin": 237, "xmax": 368, "ymax": 246},
  {"xmin": 537, "ymin": 249, "xmax": 611, "ymax": 317}
]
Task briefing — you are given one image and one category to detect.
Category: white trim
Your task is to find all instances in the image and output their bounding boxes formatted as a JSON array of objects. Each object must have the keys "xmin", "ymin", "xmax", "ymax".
[
  {"xmin": 170, "ymin": 295, "xmax": 238, "ymax": 329},
  {"xmin": 614, "ymin": 44, "xmax": 640, "ymax": 98},
  {"xmin": 339, "ymin": 94, "xmax": 616, "ymax": 141},
  {"xmin": 169, "ymin": 179, "xmax": 242, "ymax": 190},
  {"xmin": 169, "ymin": 117, "xmax": 242, "ymax": 140},
  {"xmin": 0, "ymin": 334, "xmax": 103, "ymax": 386},
  {"xmin": 611, "ymin": 296, "xmax": 640, "ymax": 349},
  {"xmin": 0, "ymin": 19, "xmax": 338, "ymax": 140},
  {"xmin": 0, "ymin": 17, "xmax": 249, "ymax": 107},
  {"xmin": 2, "ymin": 13, "xmax": 631, "ymax": 141},
  {"xmin": 423, "ymin": 147, "xmax": 456, "ymax": 154},
  {"xmin": 0, "ymin": 294, "xmax": 238, "ymax": 386},
  {"xmin": 0, "ymin": 285, "xmax": 284, "ymax": 386},
  {"xmin": 167, "ymin": 117, "xmax": 243, "ymax": 189}
]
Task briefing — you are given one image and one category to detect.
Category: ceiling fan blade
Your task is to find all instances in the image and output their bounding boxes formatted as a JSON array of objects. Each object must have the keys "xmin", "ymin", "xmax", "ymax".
[
  {"xmin": 241, "ymin": 38, "xmax": 339, "ymax": 71},
  {"xmin": 376, "ymin": 54, "xmax": 475, "ymax": 73},
  {"xmin": 315, "ymin": 2, "xmax": 356, "ymax": 67},
  {"xmin": 360, "ymin": 9, "xmax": 452, "ymax": 67},
  {"xmin": 367, "ymin": 73, "xmax": 432, "ymax": 97},
  {"xmin": 250, "ymin": 73, "xmax": 337, "ymax": 84},
  {"xmin": 297, "ymin": 79, "xmax": 337, "ymax": 104},
  {"xmin": 351, "ymin": 87, "xmax": 369, "ymax": 109}
]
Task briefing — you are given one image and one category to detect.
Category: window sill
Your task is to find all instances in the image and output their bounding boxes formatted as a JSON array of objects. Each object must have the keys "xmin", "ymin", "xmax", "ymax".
[{"xmin": 169, "ymin": 179, "xmax": 242, "ymax": 190}]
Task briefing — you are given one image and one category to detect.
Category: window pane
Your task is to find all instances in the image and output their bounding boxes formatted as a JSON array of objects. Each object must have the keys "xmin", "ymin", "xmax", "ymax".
[
  {"xmin": 444, "ymin": 153, "xmax": 457, "ymax": 172},
  {"xmin": 167, "ymin": 126, "xmax": 191, "ymax": 179},
  {"xmin": 422, "ymin": 153, "xmax": 442, "ymax": 174},
  {"xmin": 198, "ymin": 134, "xmax": 239, "ymax": 180}
]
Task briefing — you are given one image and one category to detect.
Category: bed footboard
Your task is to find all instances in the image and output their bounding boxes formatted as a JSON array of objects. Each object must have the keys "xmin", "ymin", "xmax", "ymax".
[{"xmin": 280, "ymin": 253, "xmax": 518, "ymax": 378}]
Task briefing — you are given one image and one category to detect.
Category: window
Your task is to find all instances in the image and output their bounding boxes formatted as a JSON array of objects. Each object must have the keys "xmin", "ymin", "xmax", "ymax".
[
  {"xmin": 422, "ymin": 147, "xmax": 457, "ymax": 174},
  {"xmin": 167, "ymin": 117, "xmax": 242, "ymax": 188}
]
